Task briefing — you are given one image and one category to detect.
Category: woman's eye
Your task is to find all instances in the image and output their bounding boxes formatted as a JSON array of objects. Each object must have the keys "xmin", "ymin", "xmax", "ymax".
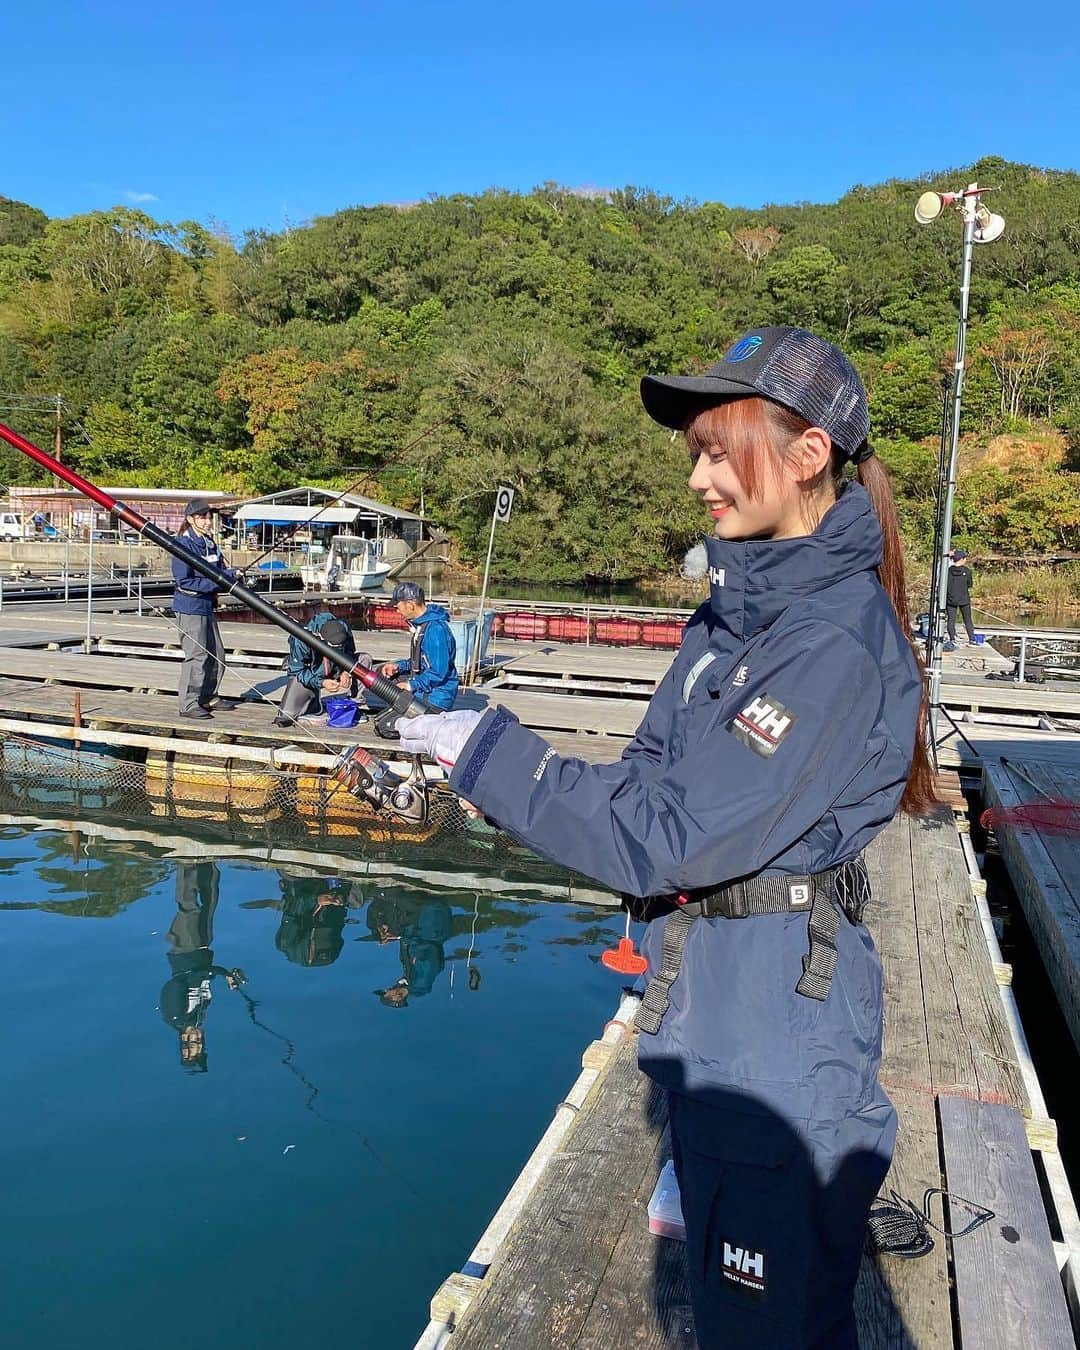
[{"xmin": 707, "ymin": 449, "xmax": 727, "ymax": 464}]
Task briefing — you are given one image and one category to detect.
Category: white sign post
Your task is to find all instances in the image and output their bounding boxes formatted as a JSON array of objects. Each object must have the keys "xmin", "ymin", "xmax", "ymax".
[{"xmin": 471, "ymin": 486, "xmax": 514, "ymax": 682}]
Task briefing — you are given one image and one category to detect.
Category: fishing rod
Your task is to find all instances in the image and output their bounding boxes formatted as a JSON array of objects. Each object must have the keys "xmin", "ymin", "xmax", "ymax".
[{"xmin": 0, "ymin": 421, "xmax": 434, "ymax": 820}]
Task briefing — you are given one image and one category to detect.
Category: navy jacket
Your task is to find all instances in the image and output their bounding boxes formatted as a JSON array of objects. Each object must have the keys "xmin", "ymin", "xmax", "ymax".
[
  {"xmin": 171, "ymin": 529, "xmax": 231, "ymax": 617},
  {"xmin": 393, "ymin": 605, "xmax": 458, "ymax": 709},
  {"xmin": 448, "ymin": 484, "xmax": 921, "ymax": 1116}
]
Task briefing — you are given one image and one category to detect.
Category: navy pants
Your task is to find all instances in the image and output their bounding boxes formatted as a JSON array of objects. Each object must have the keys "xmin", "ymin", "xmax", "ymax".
[{"xmin": 667, "ymin": 1088, "xmax": 895, "ymax": 1348}]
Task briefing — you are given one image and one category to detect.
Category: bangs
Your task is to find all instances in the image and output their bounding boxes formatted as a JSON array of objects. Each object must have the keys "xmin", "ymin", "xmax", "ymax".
[{"xmin": 683, "ymin": 397, "xmax": 786, "ymax": 501}]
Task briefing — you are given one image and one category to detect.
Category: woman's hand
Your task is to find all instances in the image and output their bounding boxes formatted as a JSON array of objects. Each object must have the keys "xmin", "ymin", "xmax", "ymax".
[
  {"xmin": 396, "ymin": 710, "xmax": 484, "ymax": 770},
  {"xmin": 379, "ymin": 661, "xmax": 400, "ymax": 680}
]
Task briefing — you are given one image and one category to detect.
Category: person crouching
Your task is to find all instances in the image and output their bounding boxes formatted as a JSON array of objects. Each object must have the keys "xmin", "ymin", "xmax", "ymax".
[{"xmin": 275, "ymin": 612, "xmax": 368, "ymax": 727}]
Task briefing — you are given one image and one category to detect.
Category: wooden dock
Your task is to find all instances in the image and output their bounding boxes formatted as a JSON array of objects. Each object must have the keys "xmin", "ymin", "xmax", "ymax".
[
  {"xmin": 420, "ymin": 810, "xmax": 1075, "ymax": 1349},
  {"xmin": 983, "ymin": 757, "xmax": 1080, "ymax": 1058}
]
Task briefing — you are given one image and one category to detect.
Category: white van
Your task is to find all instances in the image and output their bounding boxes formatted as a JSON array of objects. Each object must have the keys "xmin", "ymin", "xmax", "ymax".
[{"xmin": 0, "ymin": 511, "xmax": 28, "ymax": 541}]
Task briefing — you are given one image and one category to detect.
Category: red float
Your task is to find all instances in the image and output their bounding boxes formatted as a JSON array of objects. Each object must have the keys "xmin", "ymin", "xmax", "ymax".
[
  {"xmin": 640, "ymin": 621, "xmax": 684, "ymax": 649},
  {"xmin": 502, "ymin": 612, "xmax": 549, "ymax": 640},
  {"xmin": 372, "ymin": 604, "xmax": 410, "ymax": 630},
  {"xmin": 594, "ymin": 618, "xmax": 642, "ymax": 646},
  {"xmin": 547, "ymin": 615, "xmax": 591, "ymax": 643}
]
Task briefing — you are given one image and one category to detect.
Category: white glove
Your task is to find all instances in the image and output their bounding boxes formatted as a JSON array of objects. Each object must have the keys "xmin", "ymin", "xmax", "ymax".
[{"xmin": 396, "ymin": 710, "xmax": 484, "ymax": 770}]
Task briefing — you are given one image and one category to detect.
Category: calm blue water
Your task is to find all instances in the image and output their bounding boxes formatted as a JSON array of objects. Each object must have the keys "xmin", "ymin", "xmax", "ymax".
[{"xmin": 0, "ymin": 826, "xmax": 625, "ymax": 1350}]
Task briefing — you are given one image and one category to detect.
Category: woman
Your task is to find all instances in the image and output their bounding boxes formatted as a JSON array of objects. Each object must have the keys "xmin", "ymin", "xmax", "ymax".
[
  {"xmin": 399, "ymin": 326, "xmax": 933, "ymax": 1347},
  {"xmin": 172, "ymin": 499, "xmax": 240, "ymax": 720}
]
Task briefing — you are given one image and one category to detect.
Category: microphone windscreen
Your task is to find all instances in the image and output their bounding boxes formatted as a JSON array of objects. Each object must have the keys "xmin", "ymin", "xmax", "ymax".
[{"xmin": 680, "ymin": 542, "xmax": 708, "ymax": 581}]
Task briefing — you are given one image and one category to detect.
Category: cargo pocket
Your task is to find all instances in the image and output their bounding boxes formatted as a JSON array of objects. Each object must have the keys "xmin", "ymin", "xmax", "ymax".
[{"xmin": 669, "ymin": 1092, "xmax": 811, "ymax": 1334}]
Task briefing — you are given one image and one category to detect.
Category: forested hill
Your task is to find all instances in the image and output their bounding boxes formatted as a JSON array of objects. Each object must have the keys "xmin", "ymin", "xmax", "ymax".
[{"xmin": 1, "ymin": 154, "xmax": 1079, "ymax": 581}]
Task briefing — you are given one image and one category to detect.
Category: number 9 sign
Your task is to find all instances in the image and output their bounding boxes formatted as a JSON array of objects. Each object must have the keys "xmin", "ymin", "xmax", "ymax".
[{"xmin": 494, "ymin": 485, "xmax": 515, "ymax": 523}]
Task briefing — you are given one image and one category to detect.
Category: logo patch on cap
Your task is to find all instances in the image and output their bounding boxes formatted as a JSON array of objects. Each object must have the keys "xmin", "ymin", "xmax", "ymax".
[
  {"xmin": 729, "ymin": 693, "xmax": 797, "ymax": 758},
  {"xmin": 725, "ymin": 335, "xmax": 763, "ymax": 363}
]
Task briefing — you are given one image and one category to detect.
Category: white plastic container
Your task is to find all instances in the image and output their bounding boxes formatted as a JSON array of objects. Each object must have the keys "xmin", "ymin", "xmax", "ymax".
[{"xmin": 647, "ymin": 1159, "xmax": 686, "ymax": 1241}]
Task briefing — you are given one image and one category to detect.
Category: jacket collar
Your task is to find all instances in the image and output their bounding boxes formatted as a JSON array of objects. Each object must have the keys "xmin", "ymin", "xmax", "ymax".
[{"xmin": 704, "ymin": 482, "xmax": 883, "ymax": 642}]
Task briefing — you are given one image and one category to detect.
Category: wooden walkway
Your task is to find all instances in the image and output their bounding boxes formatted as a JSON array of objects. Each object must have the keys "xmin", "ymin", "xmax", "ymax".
[
  {"xmin": 983, "ymin": 757, "xmax": 1080, "ymax": 1058},
  {"xmin": 433, "ymin": 811, "xmax": 1074, "ymax": 1349},
  {"xmin": 0, "ymin": 610, "xmax": 1075, "ymax": 777}
]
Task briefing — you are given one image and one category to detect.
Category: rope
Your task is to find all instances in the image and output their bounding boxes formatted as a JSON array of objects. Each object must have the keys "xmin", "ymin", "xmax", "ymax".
[{"xmin": 868, "ymin": 1187, "xmax": 995, "ymax": 1259}]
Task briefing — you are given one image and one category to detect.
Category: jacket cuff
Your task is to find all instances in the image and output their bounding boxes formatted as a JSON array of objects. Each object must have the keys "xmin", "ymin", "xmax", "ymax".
[{"xmin": 450, "ymin": 707, "xmax": 517, "ymax": 796}]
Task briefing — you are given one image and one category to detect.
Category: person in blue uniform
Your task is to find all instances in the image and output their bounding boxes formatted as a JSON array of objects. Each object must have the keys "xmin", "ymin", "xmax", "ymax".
[
  {"xmin": 171, "ymin": 499, "xmax": 240, "ymax": 720},
  {"xmin": 158, "ymin": 862, "xmax": 245, "ymax": 1072},
  {"xmin": 396, "ymin": 327, "xmax": 935, "ymax": 1348},
  {"xmin": 377, "ymin": 582, "xmax": 458, "ymax": 710}
]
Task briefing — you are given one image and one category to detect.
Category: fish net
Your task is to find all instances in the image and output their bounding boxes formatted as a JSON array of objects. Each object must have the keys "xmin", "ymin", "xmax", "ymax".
[
  {"xmin": 979, "ymin": 802, "xmax": 1080, "ymax": 836},
  {"xmin": 0, "ymin": 730, "xmax": 580, "ymax": 884}
]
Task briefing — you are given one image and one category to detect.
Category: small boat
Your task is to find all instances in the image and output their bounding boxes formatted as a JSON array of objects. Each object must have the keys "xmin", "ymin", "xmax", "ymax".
[{"xmin": 300, "ymin": 535, "xmax": 392, "ymax": 593}]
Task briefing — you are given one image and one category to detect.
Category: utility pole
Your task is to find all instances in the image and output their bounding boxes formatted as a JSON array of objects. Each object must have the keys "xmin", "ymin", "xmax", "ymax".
[{"xmin": 54, "ymin": 393, "xmax": 63, "ymax": 488}]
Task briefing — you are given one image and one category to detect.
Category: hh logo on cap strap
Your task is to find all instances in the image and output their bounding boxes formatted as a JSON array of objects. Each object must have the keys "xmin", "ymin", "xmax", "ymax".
[{"xmin": 725, "ymin": 335, "xmax": 763, "ymax": 363}]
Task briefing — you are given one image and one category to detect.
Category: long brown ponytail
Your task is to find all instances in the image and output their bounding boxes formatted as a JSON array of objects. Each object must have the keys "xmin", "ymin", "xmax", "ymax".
[{"xmin": 854, "ymin": 453, "xmax": 937, "ymax": 815}]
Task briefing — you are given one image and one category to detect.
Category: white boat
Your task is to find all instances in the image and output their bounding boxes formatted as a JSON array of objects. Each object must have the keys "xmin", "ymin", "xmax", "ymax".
[{"xmin": 299, "ymin": 535, "xmax": 392, "ymax": 593}]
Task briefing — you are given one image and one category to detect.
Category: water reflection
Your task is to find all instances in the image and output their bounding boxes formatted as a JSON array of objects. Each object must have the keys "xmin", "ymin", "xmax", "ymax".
[
  {"xmin": 0, "ymin": 823, "xmax": 625, "ymax": 1350},
  {"xmin": 274, "ymin": 876, "xmax": 356, "ymax": 968},
  {"xmin": 159, "ymin": 862, "xmax": 245, "ymax": 1072},
  {"xmin": 368, "ymin": 892, "xmax": 453, "ymax": 1007}
]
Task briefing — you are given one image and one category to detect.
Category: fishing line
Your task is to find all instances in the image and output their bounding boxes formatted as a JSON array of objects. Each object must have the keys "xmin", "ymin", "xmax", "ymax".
[{"xmin": 236, "ymin": 984, "xmax": 442, "ymax": 1227}]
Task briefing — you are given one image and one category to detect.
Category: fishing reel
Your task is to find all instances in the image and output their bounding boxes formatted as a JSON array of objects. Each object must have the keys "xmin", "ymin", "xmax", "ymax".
[{"xmin": 330, "ymin": 744, "xmax": 429, "ymax": 825}]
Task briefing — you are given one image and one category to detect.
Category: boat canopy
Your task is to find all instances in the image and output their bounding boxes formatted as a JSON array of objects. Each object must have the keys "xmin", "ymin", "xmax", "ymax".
[{"xmin": 233, "ymin": 504, "xmax": 360, "ymax": 526}]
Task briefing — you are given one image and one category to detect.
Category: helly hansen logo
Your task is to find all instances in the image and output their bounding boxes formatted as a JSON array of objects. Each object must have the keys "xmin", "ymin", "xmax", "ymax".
[
  {"xmin": 721, "ymin": 1241, "xmax": 767, "ymax": 1293},
  {"xmin": 708, "ymin": 566, "xmax": 726, "ymax": 587},
  {"xmin": 731, "ymin": 665, "xmax": 749, "ymax": 688},
  {"xmin": 730, "ymin": 693, "xmax": 797, "ymax": 758},
  {"xmin": 532, "ymin": 747, "xmax": 556, "ymax": 782}
]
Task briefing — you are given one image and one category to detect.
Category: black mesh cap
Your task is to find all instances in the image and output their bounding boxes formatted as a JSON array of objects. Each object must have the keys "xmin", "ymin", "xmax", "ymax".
[
  {"xmin": 184, "ymin": 498, "xmax": 213, "ymax": 518},
  {"xmin": 641, "ymin": 326, "xmax": 870, "ymax": 459},
  {"xmin": 321, "ymin": 618, "xmax": 350, "ymax": 648}
]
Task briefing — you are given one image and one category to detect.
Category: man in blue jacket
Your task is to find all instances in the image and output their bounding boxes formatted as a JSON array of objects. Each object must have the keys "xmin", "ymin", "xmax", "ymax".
[
  {"xmin": 171, "ymin": 500, "xmax": 239, "ymax": 720},
  {"xmin": 378, "ymin": 582, "xmax": 458, "ymax": 710}
]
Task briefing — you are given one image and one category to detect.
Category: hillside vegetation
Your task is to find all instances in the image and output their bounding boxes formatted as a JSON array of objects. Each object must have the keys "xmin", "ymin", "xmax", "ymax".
[{"xmin": 1, "ymin": 155, "xmax": 1078, "ymax": 582}]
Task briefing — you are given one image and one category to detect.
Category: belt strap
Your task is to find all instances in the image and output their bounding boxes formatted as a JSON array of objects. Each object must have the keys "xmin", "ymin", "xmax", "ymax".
[
  {"xmin": 633, "ymin": 857, "xmax": 870, "ymax": 1035},
  {"xmin": 794, "ymin": 873, "xmax": 842, "ymax": 1001},
  {"xmin": 634, "ymin": 907, "xmax": 696, "ymax": 1035}
]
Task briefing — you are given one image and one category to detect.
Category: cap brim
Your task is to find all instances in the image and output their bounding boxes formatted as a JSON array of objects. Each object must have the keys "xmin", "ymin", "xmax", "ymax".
[{"xmin": 640, "ymin": 373, "xmax": 757, "ymax": 430}]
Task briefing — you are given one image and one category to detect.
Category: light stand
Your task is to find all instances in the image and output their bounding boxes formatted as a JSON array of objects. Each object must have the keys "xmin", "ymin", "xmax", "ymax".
[{"xmin": 915, "ymin": 184, "xmax": 1005, "ymax": 759}]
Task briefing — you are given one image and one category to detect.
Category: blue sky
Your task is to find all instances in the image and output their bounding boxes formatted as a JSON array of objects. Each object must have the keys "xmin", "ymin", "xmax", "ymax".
[{"xmin": 3, "ymin": 0, "xmax": 1078, "ymax": 233}]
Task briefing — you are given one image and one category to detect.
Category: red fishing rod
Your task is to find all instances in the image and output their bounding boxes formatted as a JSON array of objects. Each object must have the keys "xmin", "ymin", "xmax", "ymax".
[{"xmin": 0, "ymin": 421, "xmax": 435, "ymax": 735}]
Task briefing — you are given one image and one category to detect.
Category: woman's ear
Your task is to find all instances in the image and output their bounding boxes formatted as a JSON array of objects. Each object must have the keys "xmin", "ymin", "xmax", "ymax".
[{"xmin": 785, "ymin": 426, "xmax": 833, "ymax": 484}]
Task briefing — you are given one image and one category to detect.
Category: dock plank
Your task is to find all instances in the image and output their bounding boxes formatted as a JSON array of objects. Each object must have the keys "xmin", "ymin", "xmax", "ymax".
[
  {"xmin": 909, "ymin": 810, "xmax": 1026, "ymax": 1110},
  {"xmin": 983, "ymin": 760, "xmax": 1080, "ymax": 1057},
  {"xmin": 939, "ymin": 1096, "xmax": 1073, "ymax": 1349},
  {"xmin": 0, "ymin": 678, "xmax": 626, "ymax": 766},
  {"xmin": 859, "ymin": 818, "xmax": 953, "ymax": 1349},
  {"xmin": 452, "ymin": 1033, "xmax": 670, "ymax": 1348},
  {"xmin": 0, "ymin": 648, "xmax": 645, "ymax": 739}
]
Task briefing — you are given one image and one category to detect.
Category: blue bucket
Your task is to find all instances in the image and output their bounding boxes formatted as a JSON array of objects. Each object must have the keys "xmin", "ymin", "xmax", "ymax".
[{"xmin": 324, "ymin": 697, "xmax": 361, "ymax": 729}]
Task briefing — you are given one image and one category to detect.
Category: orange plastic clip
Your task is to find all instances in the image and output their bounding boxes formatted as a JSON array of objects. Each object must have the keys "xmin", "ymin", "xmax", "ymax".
[{"xmin": 601, "ymin": 910, "xmax": 648, "ymax": 975}]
